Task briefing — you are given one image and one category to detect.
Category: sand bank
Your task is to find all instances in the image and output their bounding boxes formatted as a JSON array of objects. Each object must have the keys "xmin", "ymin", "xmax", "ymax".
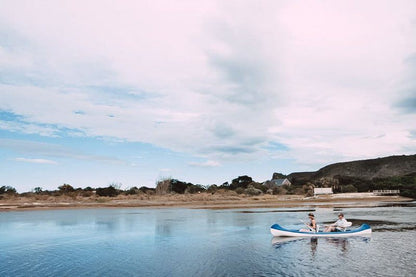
[
  {"xmin": 0, "ymin": 192, "xmax": 412, "ymax": 212},
  {"xmin": 0, "ymin": 193, "xmax": 412, "ymax": 211}
]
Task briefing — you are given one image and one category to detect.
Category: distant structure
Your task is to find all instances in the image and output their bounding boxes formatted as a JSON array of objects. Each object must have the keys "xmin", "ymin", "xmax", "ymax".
[
  {"xmin": 372, "ymin": 190, "xmax": 400, "ymax": 196},
  {"xmin": 271, "ymin": 178, "xmax": 291, "ymax": 186},
  {"xmin": 314, "ymin": 187, "xmax": 333, "ymax": 195}
]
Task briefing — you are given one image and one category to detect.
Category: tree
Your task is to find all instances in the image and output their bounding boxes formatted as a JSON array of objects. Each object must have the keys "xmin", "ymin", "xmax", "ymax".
[
  {"xmin": 96, "ymin": 185, "xmax": 119, "ymax": 197},
  {"xmin": 230, "ymin": 176, "xmax": 253, "ymax": 190},
  {"xmin": 125, "ymin": 186, "xmax": 140, "ymax": 195},
  {"xmin": 33, "ymin": 187, "xmax": 43, "ymax": 194},
  {"xmin": 207, "ymin": 184, "xmax": 218, "ymax": 194},
  {"xmin": 0, "ymin": 186, "xmax": 17, "ymax": 195},
  {"xmin": 58, "ymin": 184, "xmax": 75, "ymax": 193}
]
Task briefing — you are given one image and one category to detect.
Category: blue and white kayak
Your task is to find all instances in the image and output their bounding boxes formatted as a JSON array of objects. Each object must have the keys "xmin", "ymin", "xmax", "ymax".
[{"xmin": 270, "ymin": 223, "xmax": 371, "ymax": 237}]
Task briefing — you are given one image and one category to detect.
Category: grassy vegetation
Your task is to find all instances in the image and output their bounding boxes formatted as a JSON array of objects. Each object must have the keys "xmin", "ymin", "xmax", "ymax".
[{"xmin": 1, "ymin": 173, "xmax": 415, "ymax": 201}]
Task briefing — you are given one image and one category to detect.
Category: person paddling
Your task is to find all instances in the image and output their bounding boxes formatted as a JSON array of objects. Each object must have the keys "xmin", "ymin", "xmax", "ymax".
[
  {"xmin": 324, "ymin": 213, "xmax": 348, "ymax": 232},
  {"xmin": 300, "ymin": 213, "xmax": 316, "ymax": 232}
]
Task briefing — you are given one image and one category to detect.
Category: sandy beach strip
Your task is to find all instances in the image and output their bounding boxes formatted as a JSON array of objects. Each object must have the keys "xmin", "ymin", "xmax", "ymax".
[{"xmin": 0, "ymin": 193, "xmax": 412, "ymax": 212}]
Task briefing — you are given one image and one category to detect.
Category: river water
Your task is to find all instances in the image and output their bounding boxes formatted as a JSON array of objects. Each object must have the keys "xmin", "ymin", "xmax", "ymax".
[{"xmin": 1, "ymin": 203, "xmax": 415, "ymax": 276}]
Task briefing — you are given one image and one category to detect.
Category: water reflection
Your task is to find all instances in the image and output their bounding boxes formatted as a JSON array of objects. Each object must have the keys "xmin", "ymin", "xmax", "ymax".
[
  {"xmin": 310, "ymin": 237, "xmax": 318, "ymax": 256},
  {"xmin": 1, "ymin": 207, "xmax": 415, "ymax": 277},
  {"xmin": 326, "ymin": 237, "xmax": 349, "ymax": 254},
  {"xmin": 272, "ymin": 235, "xmax": 371, "ymax": 256},
  {"xmin": 95, "ymin": 220, "xmax": 118, "ymax": 231},
  {"xmin": 155, "ymin": 222, "xmax": 172, "ymax": 237},
  {"xmin": 271, "ymin": 236, "xmax": 306, "ymax": 246}
]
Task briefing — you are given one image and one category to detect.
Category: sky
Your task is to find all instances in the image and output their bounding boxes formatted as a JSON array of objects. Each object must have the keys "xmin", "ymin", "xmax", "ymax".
[{"xmin": 1, "ymin": 0, "xmax": 416, "ymax": 192}]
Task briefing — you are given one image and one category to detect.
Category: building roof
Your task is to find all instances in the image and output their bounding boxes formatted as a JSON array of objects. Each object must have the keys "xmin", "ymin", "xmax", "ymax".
[{"xmin": 272, "ymin": 178, "xmax": 290, "ymax": 185}]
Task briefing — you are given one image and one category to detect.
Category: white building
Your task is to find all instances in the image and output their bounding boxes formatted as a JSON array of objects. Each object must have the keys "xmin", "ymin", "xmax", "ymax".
[
  {"xmin": 314, "ymin": 187, "xmax": 333, "ymax": 195},
  {"xmin": 272, "ymin": 178, "xmax": 291, "ymax": 186}
]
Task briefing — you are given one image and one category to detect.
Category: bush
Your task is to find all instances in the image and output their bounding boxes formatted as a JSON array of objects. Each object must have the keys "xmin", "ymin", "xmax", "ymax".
[
  {"xmin": 207, "ymin": 185, "xmax": 218, "ymax": 194},
  {"xmin": 230, "ymin": 176, "xmax": 253, "ymax": 190},
  {"xmin": 343, "ymin": 184, "xmax": 358, "ymax": 193},
  {"xmin": 96, "ymin": 186, "xmax": 119, "ymax": 197},
  {"xmin": 185, "ymin": 184, "xmax": 206, "ymax": 194},
  {"xmin": 125, "ymin": 186, "xmax": 140, "ymax": 195},
  {"xmin": 33, "ymin": 187, "xmax": 43, "ymax": 194},
  {"xmin": 156, "ymin": 179, "xmax": 171, "ymax": 194},
  {"xmin": 139, "ymin": 186, "xmax": 155, "ymax": 194},
  {"xmin": 0, "ymin": 186, "xmax": 17, "ymax": 195},
  {"xmin": 81, "ymin": 190, "xmax": 94, "ymax": 197},
  {"xmin": 303, "ymin": 184, "xmax": 314, "ymax": 197},
  {"xmin": 58, "ymin": 184, "xmax": 75, "ymax": 193},
  {"xmin": 272, "ymin": 186, "xmax": 287, "ymax": 195},
  {"xmin": 244, "ymin": 185, "xmax": 263, "ymax": 196},
  {"xmin": 156, "ymin": 179, "xmax": 195, "ymax": 194},
  {"xmin": 251, "ymin": 182, "xmax": 268, "ymax": 193}
]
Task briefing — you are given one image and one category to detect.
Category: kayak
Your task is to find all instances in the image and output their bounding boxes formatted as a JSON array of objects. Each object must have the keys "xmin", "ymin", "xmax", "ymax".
[{"xmin": 270, "ymin": 223, "xmax": 371, "ymax": 237}]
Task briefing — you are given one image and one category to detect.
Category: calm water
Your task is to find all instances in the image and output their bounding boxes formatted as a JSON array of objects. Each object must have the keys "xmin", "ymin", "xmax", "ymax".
[{"xmin": 1, "ymin": 203, "xmax": 416, "ymax": 277}]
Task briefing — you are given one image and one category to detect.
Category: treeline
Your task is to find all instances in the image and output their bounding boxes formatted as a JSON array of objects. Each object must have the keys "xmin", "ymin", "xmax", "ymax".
[
  {"xmin": 0, "ymin": 175, "xmax": 296, "ymax": 198},
  {"xmin": 333, "ymin": 175, "xmax": 416, "ymax": 198},
  {"xmin": 154, "ymin": 175, "xmax": 311, "ymax": 196},
  {"xmin": 297, "ymin": 174, "xmax": 416, "ymax": 198},
  {"xmin": 2, "ymin": 173, "xmax": 415, "ymax": 199},
  {"xmin": 0, "ymin": 183, "xmax": 156, "ymax": 198}
]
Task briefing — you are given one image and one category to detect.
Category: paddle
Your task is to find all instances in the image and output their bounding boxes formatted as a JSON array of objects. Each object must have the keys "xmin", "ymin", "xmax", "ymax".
[{"xmin": 300, "ymin": 219, "xmax": 315, "ymax": 232}]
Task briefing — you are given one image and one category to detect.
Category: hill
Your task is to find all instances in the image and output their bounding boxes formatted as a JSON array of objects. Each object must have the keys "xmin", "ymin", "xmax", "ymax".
[
  {"xmin": 287, "ymin": 155, "xmax": 416, "ymax": 197},
  {"xmin": 313, "ymin": 155, "xmax": 416, "ymax": 180},
  {"xmin": 288, "ymin": 155, "xmax": 416, "ymax": 183}
]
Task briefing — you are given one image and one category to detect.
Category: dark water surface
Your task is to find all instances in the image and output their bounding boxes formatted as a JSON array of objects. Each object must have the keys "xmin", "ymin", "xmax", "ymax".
[{"xmin": 1, "ymin": 203, "xmax": 415, "ymax": 276}]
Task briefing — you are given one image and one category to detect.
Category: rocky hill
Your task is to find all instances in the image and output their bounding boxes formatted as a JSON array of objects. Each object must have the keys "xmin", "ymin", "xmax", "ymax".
[{"xmin": 288, "ymin": 154, "xmax": 416, "ymax": 185}]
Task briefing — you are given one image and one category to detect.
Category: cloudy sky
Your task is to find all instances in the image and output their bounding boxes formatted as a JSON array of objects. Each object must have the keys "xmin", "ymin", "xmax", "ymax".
[{"xmin": 1, "ymin": 0, "xmax": 415, "ymax": 192}]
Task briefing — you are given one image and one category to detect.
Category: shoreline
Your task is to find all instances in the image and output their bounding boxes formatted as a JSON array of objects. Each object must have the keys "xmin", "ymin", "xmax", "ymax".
[{"xmin": 0, "ymin": 193, "xmax": 413, "ymax": 212}]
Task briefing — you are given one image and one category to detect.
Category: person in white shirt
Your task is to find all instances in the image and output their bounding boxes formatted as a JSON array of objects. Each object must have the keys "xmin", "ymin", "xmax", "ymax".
[{"xmin": 324, "ymin": 213, "xmax": 348, "ymax": 232}]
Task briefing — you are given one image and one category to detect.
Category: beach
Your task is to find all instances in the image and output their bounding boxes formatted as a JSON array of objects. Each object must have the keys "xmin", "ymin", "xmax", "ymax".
[{"xmin": 0, "ymin": 192, "xmax": 411, "ymax": 211}]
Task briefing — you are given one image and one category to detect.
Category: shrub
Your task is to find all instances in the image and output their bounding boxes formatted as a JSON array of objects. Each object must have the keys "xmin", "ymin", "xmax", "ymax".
[
  {"xmin": 244, "ymin": 185, "xmax": 263, "ymax": 196},
  {"xmin": 230, "ymin": 176, "xmax": 253, "ymax": 190},
  {"xmin": 343, "ymin": 184, "xmax": 358, "ymax": 193},
  {"xmin": 33, "ymin": 187, "xmax": 43, "ymax": 194},
  {"xmin": 302, "ymin": 184, "xmax": 314, "ymax": 197},
  {"xmin": 58, "ymin": 184, "xmax": 75, "ymax": 193},
  {"xmin": 156, "ymin": 178, "xmax": 171, "ymax": 194},
  {"xmin": 81, "ymin": 190, "xmax": 93, "ymax": 197},
  {"xmin": 125, "ymin": 186, "xmax": 140, "ymax": 195},
  {"xmin": 0, "ymin": 186, "xmax": 17, "ymax": 195},
  {"xmin": 185, "ymin": 184, "xmax": 206, "ymax": 194},
  {"xmin": 96, "ymin": 185, "xmax": 119, "ymax": 197},
  {"xmin": 207, "ymin": 185, "xmax": 218, "ymax": 194},
  {"xmin": 272, "ymin": 186, "xmax": 287, "ymax": 195},
  {"xmin": 139, "ymin": 186, "xmax": 155, "ymax": 194},
  {"xmin": 156, "ymin": 178, "xmax": 194, "ymax": 194},
  {"xmin": 251, "ymin": 182, "xmax": 268, "ymax": 193}
]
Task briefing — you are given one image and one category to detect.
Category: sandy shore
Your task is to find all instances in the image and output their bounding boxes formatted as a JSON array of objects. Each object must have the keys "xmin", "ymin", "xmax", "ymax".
[{"xmin": 0, "ymin": 192, "xmax": 412, "ymax": 212}]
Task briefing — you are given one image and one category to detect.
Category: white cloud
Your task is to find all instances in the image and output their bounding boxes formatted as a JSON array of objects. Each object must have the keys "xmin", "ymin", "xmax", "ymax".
[
  {"xmin": 0, "ymin": 138, "xmax": 126, "ymax": 164},
  {"xmin": 0, "ymin": 0, "xmax": 415, "ymax": 172},
  {"xmin": 189, "ymin": 160, "xmax": 220, "ymax": 167},
  {"xmin": 15, "ymin": 157, "xmax": 58, "ymax": 165}
]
